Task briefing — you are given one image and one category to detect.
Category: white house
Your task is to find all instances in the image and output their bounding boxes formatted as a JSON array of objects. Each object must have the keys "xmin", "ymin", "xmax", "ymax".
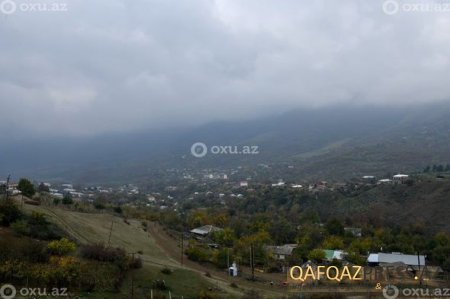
[
  {"xmin": 378, "ymin": 179, "xmax": 393, "ymax": 185},
  {"xmin": 393, "ymin": 174, "xmax": 409, "ymax": 183},
  {"xmin": 190, "ymin": 225, "xmax": 223, "ymax": 237}
]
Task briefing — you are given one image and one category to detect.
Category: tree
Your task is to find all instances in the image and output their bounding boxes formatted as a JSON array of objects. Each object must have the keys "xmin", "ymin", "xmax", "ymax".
[
  {"xmin": 113, "ymin": 206, "xmax": 123, "ymax": 214},
  {"xmin": 48, "ymin": 238, "xmax": 76, "ymax": 256},
  {"xmin": 38, "ymin": 182, "xmax": 50, "ymax": 193},
  {"xmin": 212, "ymin": 248, "xmax": 230, "ymax": 268},
  {"xmin": 322, "ymin": 236, "xmax": 345, "ymax": 249},
  {"xmin": 308, "ymin": 248, "xmax": 325, "ymax": 262},
  {"xmin": 17, "ymin": 178, "xmax": 35, "ymax": 198},
  {"xmin": 62, "ymin": 194, "xmax": 73, "ymax": 205},
  {"xmin": 346, "ymin": 250, "xmax": 366, "ymax": 265},
  {"xmin": 211, "ymin": 228, "xmax": 235, "ymax": 247},
  {"xmin": 325, "ymin": 218, "xmax": 344, "ymax": 236}
]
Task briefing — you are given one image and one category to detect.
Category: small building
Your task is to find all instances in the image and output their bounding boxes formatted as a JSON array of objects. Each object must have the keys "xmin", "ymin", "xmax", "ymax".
[
  {"xmin": 239, "ymin": 181, "xmax": 248, "ymax": 187},
  {"xmin": 272, "ymin": 180, "xmax": 285, "ymax": 187},
  {"xmin": 229, "ymin": 262, "xmax": 238, "ymax": 277},
  {"xmin": 367, "ymin": 252, "xmax": 426, "ymax": 267},
  {"xmin": 344, "ymin": 227, "xmax": 362, "ymax": 237},
  {"xmin": 190, "ymin": 225, "xmax": 223, "ymax": 237},
  {"xmin": 378, "ymin": 179, "xmax": 393, "ymax": 185},
  {"xmin": 393, "ymin": 174, "xmax": 409, "ymax": 183},
  {"xmin": 266, "ymin": 244, "xmax": 297, "ymax": 260},
  {"xmin": 323, "ymin": 249, "xmax": 345, "ymax": 261}
]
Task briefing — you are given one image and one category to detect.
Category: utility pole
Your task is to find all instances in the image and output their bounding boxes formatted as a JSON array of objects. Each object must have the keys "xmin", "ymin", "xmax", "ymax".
[
  {"xmin": 4, "ymin": 175, "xmax": 11, "ymax": 200},
  {"xmin": 227, "ymin": 248, "xmax": 230, "ymax": 277},
  {"xmin": 417, "ymin": 251, "xmax": 422, "ymax": 286}
]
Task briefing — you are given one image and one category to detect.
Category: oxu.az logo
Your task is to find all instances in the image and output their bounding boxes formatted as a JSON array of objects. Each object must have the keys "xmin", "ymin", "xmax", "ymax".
[
  {"xmin": 382, "ymin": 284, "xmax": 450, "ymax": 299},
  {"xmin": 0, "ymin": 284, "xmax": 68, "ymax": 298},
  {"xmin": 190, "ymin": 142, "xmax": 260, "ymax": 158},
  {"xmin": 0, "ymin": 0, "xmax": 68, "ymax": 15}
]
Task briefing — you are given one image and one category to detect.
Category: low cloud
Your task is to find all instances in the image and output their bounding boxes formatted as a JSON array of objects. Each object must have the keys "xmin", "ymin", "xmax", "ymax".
[{"xmin": 0, "ymin": 0, "xmax": 449, "ymax": 137}]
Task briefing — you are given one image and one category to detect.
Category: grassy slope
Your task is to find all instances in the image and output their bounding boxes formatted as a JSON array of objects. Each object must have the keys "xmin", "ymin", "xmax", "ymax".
[{"xmin": 21, "ymin": 204, "xmax": 236, "ymax": 299}]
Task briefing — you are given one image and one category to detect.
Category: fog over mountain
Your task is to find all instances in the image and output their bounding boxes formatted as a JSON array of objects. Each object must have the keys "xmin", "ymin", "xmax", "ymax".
[
  {"xmin": 1, "ymin": 0, "xmax": 450, "ymax": 139},
  {"xmin": 0, "ymin": 104, "xmax": 448, "ymax": 183},
  {"xmin": 1, "ymin": 0, "xmax": 449, "ymax": 182}
]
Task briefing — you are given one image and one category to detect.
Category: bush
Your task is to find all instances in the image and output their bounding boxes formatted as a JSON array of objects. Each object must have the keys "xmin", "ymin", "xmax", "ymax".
[
  {"xmin": 11, "ymin": 220, "xmax": 31, "ymax": 235},
  {"xmin": 22, "ymin": 212, "xmax": 65, "ymax": 240},
  {"xmin": 0, "ymin": 199, "xmax": 22, "ymax": 226},
  {"xmin": 48, "ymin": 238, "xmax": 76, "ymax": 256},
  {"xmin": 0, "ymin": 237, "xmax": 49, "ymax": 263},
  {"xmin": 152, "ymin": 280, "xmax": 169, "ymax": 291},
  {"xmin": 161, "ymin": 267, "xmax": 172, "ymax": 275},
  {"xmin": 129, "ymin": 256, "xmax": 143, "ymax": 269},
  {"xmin": 62, "ymin": 194, "xmax": 73, "ymax": 205},
  {"xmin": 94, "ymin": 203, "xmax": 105, "ymax": 210},
  {"xmin": 186, "ymin": 246, "xmax": 210, "ymax": 263},
  {"xmin": 80, "ymin": 243, "xmax": 127, "ymax": 265}
]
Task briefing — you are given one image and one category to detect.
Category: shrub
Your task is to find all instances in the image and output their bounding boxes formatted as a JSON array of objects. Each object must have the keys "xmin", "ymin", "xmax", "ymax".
[
  {"xmin": 48, "ymin": 238, "xmax": 76, "ymax": 256},
  {"xmin": 161, "ymin": 267, "xmax": 172, "ymax": 275},
  {"xmin": 80, "ymin": 243, "xmax": 128, "ymax": 266},
  {"xmin": 0, "ymin": 237, "xmax": 49, "ymax": 263},
  {"xmin": 129, "ymin": 256, "xmax": 143, "ymax": 269},
  {"xmin": 62, "ymin": 194, "xmax": 73, "ymax": 205},
  {"xmin": 186, "ymin": 246, "xmax": 210, "ymax": 263},
  {"xmin": 23, "ymin": 212, "xmax": 65, "ymax": 240},
  {"xmin": 152, "ymin": 280, "xmax": 169, "ymax": 291},
  {"xmin": 0, "ymin": 199, "xmax": 22, "ymax": 226},
  {"xmin": 94, "ymin": 203, "xmax": 105, "ymax": 210},
  {"xmin": 11, "ymin": 220, "xmax": 31, "ymax": 235}
]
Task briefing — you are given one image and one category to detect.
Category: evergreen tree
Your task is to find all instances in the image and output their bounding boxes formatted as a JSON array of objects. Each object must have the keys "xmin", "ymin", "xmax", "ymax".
[{"xmin": 17, "ymin": 178, "xmax": 35, "ymax": 198}]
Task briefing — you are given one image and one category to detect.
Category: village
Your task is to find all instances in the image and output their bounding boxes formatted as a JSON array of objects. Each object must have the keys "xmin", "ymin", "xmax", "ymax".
[{"xmin": 2, "ymin": 167, "xmax": 448, "ymax": 291}]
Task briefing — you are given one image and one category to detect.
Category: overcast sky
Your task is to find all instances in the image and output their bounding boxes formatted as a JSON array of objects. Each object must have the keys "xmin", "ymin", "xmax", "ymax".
[{"xmin": 0, "ymin": 0, "xmax": 449, "ymax": 137}]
